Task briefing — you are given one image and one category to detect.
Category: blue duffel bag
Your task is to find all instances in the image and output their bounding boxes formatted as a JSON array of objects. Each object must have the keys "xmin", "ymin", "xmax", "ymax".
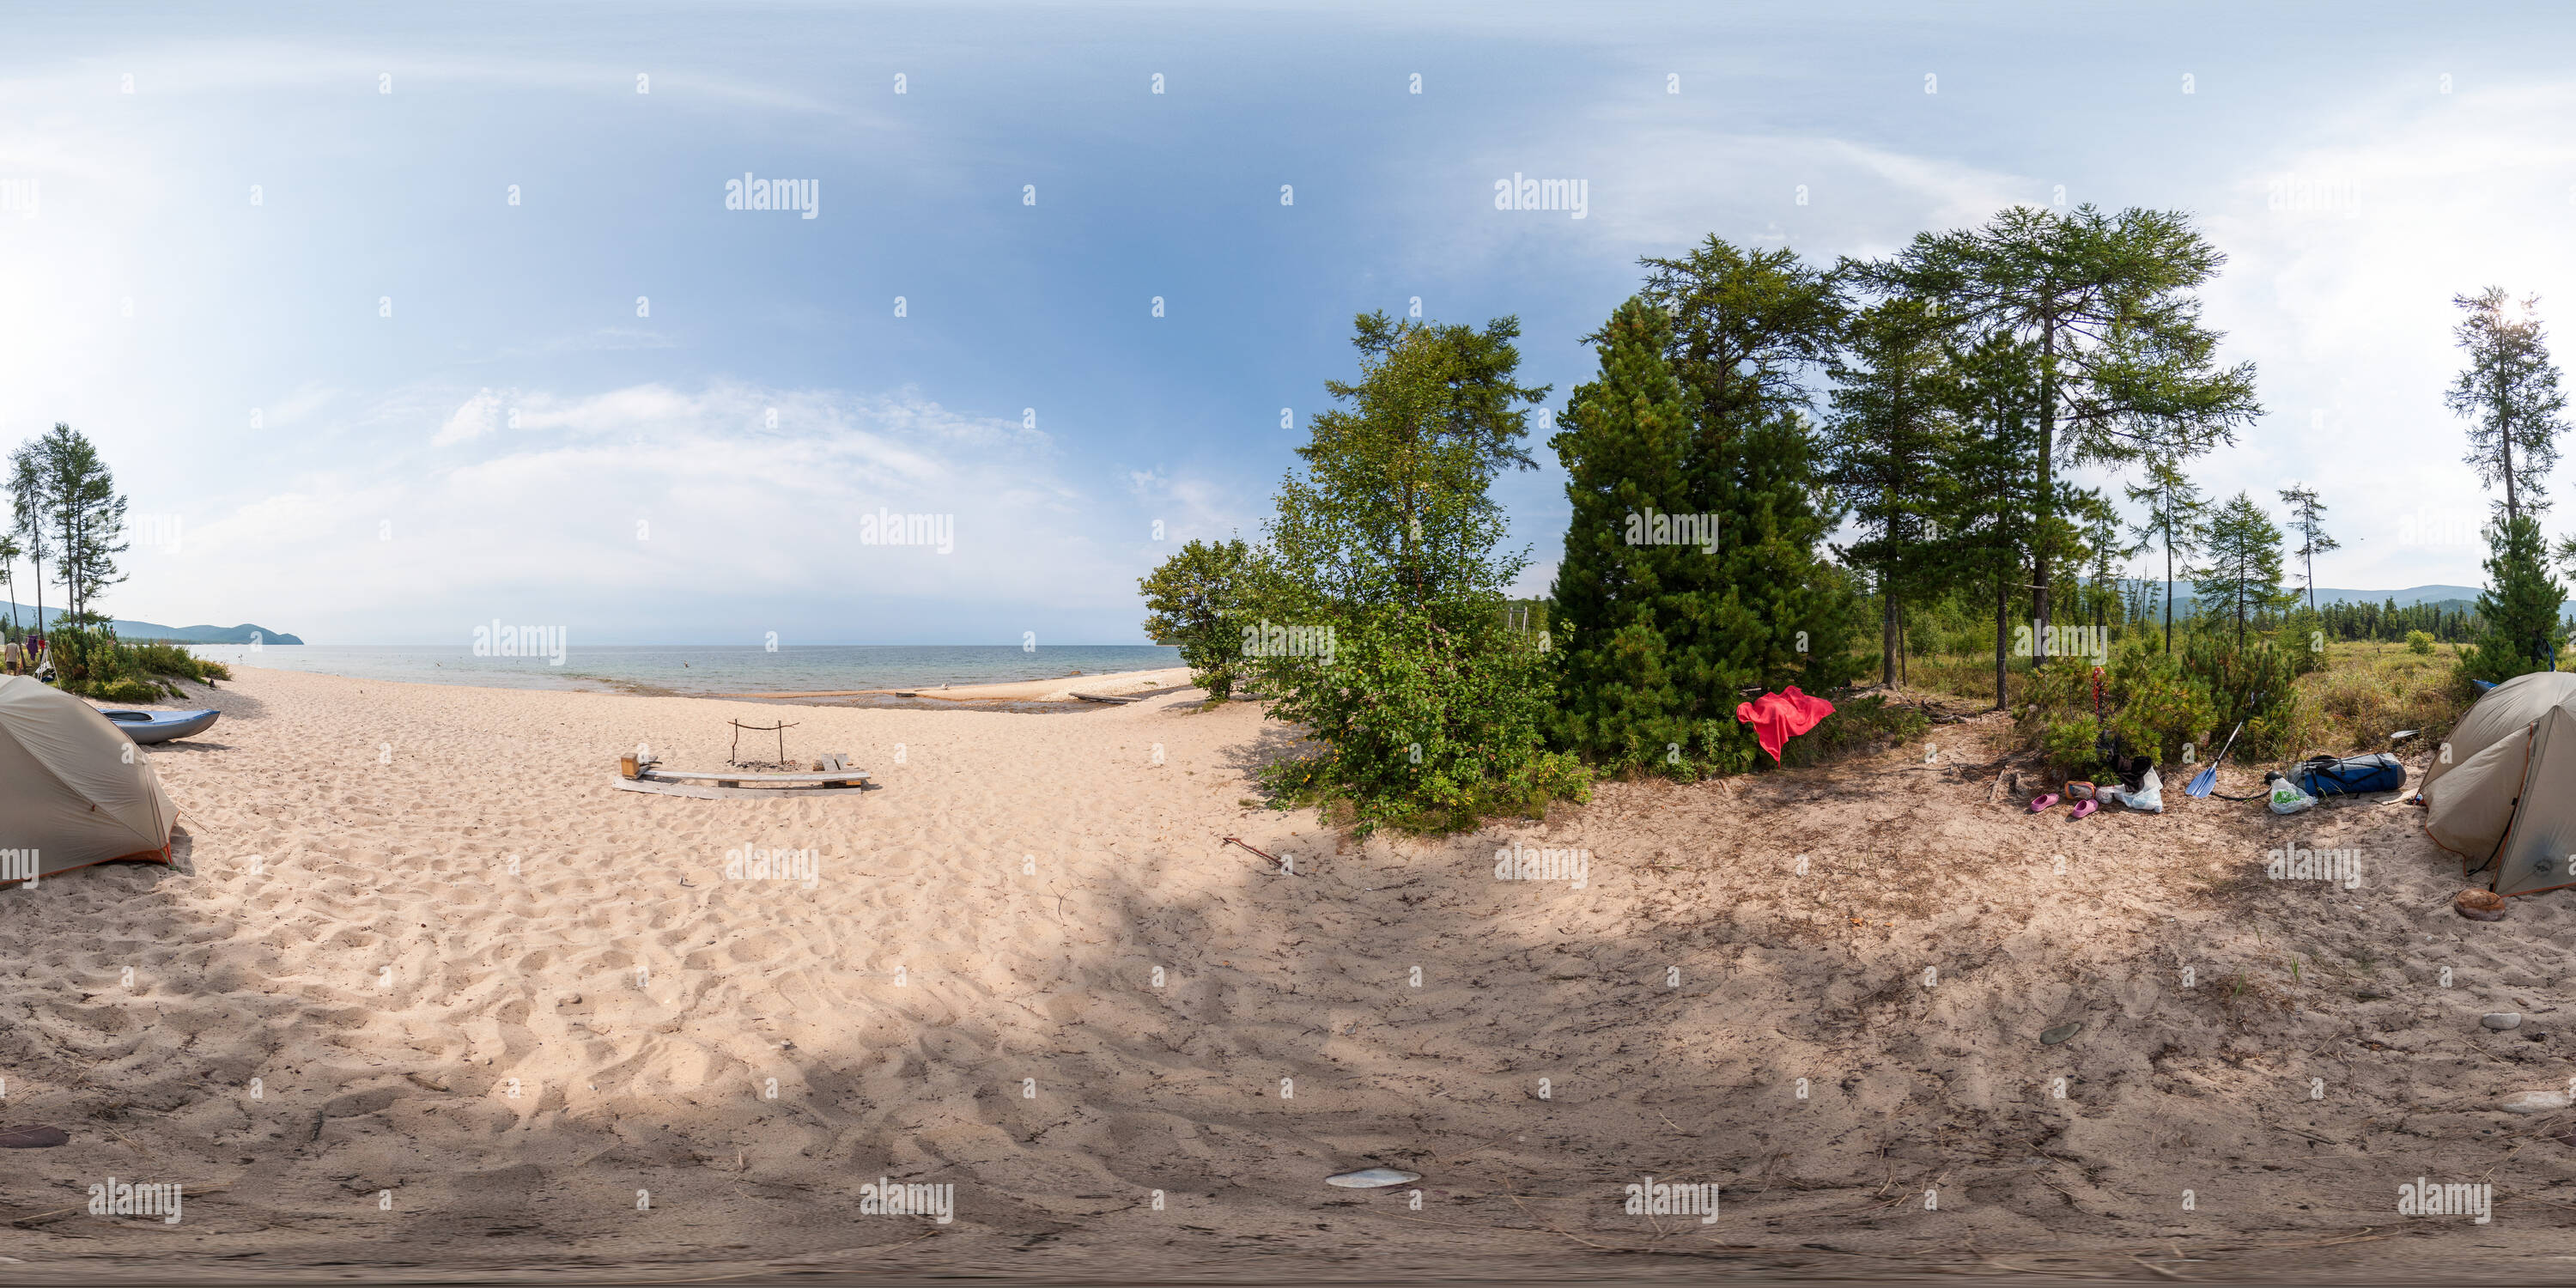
[{"xmin": 2294, "ymin": 752, "xmax": 2406, "ymax": 797}]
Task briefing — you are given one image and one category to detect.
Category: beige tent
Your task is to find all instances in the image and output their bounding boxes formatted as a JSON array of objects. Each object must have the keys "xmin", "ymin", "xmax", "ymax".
[
  {"xmin": 2422, "ymin": 670, "xmax": 2576, "ymax": 896},
  {"xmin": 0, "ymin": 675, "xmax": 177, "ymax": 886}
]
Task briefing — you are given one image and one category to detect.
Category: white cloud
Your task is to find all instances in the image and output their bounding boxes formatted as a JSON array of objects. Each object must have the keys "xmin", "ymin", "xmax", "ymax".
[
  {"xmin": 432, "ymin": 388, "xmax": 507, "ymax": 447},
  {"xmin": 2178, "ymin": 79, "xmax": 2576, "ymax": 587},
  {"xmin": 153, "ymin": 381, "xmax": 1155, "ymax": 641}
]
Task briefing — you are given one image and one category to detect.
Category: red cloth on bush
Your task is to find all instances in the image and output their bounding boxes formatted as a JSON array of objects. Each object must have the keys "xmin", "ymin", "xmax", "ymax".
[{"xmin": 1735, "ymin": 686, "xmax": 1835, "ymax": 762}]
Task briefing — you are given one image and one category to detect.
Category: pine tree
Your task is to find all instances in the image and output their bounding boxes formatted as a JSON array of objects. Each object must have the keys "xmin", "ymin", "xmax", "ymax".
[
  {"xmin": 2123, "ymin": 460, "xmax": 2206, "ymax": 653},
  {"xmin": 2276, "ymin": 483, "xmax": 2338, "ymax": 613},
  {"xmin": 1549, "ymin": 297, "xmax": 1702, "ymax": 771},
  {"xmin": 1616, "ymin": 237, "xmax": 1862, "ymax": 768},
  {"xmin": 1938, "ymin": 334, "xmax": 2044, "ymax": 708},
  {"xmin": 6, "ymin": 445, "xmax": 46, "ymax": 637},
  {"xmin": 13, "ymin": 424, "xmax": 128, "ymax": 623},
  {"xmin": 2191, "ymin": 492, "xmax": 2287, "ymax": 644},
  {"xmin": 1852, "ymin": 205, "xmax": 2263, "ymax": 667},
  {"xmin": 2463, "ymin": 513, "xmax": 2567, "ymax": 682},
  {"xmin": 1822, "ymin": 296, "xmax": 1954, "ymax": 686},
  {"xmin": 2448, "ymin": 288, "xmax": 2568, "ymax": 526}
]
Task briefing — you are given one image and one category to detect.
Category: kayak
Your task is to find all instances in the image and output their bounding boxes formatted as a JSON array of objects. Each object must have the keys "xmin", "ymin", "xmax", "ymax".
[{"xmin": 97, "ymin": 708, "xmax": 220, "ymax": 744}]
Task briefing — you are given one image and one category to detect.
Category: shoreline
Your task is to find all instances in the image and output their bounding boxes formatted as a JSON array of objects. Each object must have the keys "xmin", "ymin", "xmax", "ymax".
[
  {"xmin": 211, "ymin": 662, "xmax": 1200, "ymax": 709},
  {"xmin": 713, "ymin": 665, "xmax": 1194, "ymax": 704}
]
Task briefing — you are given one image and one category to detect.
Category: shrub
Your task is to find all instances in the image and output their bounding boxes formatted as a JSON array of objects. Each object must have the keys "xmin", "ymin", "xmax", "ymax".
[
  {"xmin": 1255, "ymin": 610, "xmax": 1590, "ymax": 834},
  {"xmin": 91, "ymin": 676, "xmax": 166, "ymax": 703},
  {"xmin": 45, "ymin": 626, "xmax": 225, "ymax": 700},
  {"xmin": 2179, "ymin": 630, "xmax": 2304, "ymax": 756},
  {"xmin": 2105, "ymin": 643, "xmax": 2217, "ymax": 767},
  {"xmin": 1139, "ymin": 538, "xmax": 1255, "ymax": 702},
  {"xmin": 131, "ymin": 640, "xmax": 230, "ymax": 684},
  {"xmin": 2407, "ymin": 629, "xmax": 2434, "ymax": 655}
]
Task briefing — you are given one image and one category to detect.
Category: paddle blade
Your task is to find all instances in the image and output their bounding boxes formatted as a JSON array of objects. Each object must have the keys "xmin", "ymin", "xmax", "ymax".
[{"xmin": 2185, "ymin": 765, "xmax": 2218, "ymax": 797}]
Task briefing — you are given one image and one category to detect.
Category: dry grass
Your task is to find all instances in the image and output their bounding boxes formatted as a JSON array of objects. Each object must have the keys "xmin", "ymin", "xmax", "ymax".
[
  {"xmin": 2293, "ymin": 639, "xmax": 2477, "ymax": 755},
  {"xmin": 1890, "ymin": 635, "xmax": 2477, "ymax": 758}
]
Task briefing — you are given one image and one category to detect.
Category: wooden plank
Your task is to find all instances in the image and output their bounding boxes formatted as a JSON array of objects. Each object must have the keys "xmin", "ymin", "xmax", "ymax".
[
  {"xmin": 614, "ymin": 777, "xmax": 866, "ymax": 800},
  {"xmin": 641, "ymin": 768, "xmax": 872, "ymax": 785},
  {"xmin": 1068, "ymin": 692, "xmax": 1138, "ymax": 704}
]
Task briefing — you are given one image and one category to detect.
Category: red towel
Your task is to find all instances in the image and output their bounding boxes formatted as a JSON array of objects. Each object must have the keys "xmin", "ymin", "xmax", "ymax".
[{"xmin": 1735, "ymin": 686, "xmax": 1835, "ymax": 762}]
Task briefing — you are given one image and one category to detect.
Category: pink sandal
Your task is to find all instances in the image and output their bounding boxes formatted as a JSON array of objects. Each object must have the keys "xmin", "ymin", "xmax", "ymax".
[
  {"xmin": 2069, "ymin": 799, "xmax": 2099, "ymax": 820},
  {"xmin": 2028, "ymin": 793, "xmax": 2060, "ymax": 813}
]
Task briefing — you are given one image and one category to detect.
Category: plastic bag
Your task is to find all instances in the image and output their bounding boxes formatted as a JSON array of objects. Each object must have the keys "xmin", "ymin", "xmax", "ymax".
[
  {"xmin": 2106, "ymin": 767, "xmax": 2162, "ymax": 813},
  {"xmin": 2268, "ymin": 772, "xmax": 2317, "ymax": 815}
]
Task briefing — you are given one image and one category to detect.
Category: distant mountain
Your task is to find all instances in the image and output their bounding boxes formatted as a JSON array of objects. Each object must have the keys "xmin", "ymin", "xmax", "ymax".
[
  {"xmin": 2303, "ymin": 585, "xmax": 2483, "ymax": 608},
  {"xmin": 2114, "ymin": 581, "xmax": 2482, "ymax": 613},
  {"xmin": 0, "ymin": 602, "xmax": 303, "ymax": 645}
]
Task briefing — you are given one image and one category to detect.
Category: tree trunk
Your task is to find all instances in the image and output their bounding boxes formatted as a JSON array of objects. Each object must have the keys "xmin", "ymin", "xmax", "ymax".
[
  {"xmin": 2501, "ymin": 374, "xmax": 2518, "ymax": 526},
  {"xmin": 1881, "ymin": 577, "xmax": 1898, "ymax": 686},
  {"xmin": 1994, "ymin": 562, "xmax": 2009, "ymax": 711},
  {"xmin": 2034, "ymin": 314, "xmax": 2056, "ymax": 670},
  {"xmin": 2162, "ymin": 520, "xmax": 2174, "ymax": 654}
]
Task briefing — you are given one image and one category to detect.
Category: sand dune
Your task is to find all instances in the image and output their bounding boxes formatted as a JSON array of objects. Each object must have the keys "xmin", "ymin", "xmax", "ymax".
[{"xmin": 3, "ymin": 666, "xmax": 2573, "ymax": 1280}]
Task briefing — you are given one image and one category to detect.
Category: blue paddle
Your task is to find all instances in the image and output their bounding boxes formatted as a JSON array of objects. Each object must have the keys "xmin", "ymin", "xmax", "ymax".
[{"xmin": 2187, "ymin": 690, "xmax": 2259, "ymax": 799}]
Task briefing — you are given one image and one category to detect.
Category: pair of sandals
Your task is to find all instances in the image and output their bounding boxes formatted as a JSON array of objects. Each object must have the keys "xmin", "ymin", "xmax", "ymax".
[{"xmin": 2029, "ymin": 793, "xmax": 2098, "ymax": 819}]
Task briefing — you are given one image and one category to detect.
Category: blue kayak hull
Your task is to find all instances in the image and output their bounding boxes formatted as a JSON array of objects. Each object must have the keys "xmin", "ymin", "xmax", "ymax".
[{"xmin": 98, "ymin": 708, "xmax": 221, "ymax": 744}]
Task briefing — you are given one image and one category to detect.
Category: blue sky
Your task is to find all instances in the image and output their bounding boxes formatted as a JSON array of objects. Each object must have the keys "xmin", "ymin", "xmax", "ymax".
[{"xmin": 3, "ymin": 2, "xmax": 2573, "ymax": 643}]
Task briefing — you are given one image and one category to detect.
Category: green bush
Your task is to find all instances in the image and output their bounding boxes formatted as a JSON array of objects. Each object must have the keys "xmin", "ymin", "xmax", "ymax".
[
  {"xmin": 45, "ymin": 626, "xmax": 224, "ymax": 700},
  {"xmin": 2105, "ymin": 643, "xmax": 2218, "ymax": 767},
  {"xmin": 2036, "ymin": 714, "xmax": 2106, "ymax": 779},
  {"xmin": 91, "ymin": 677, "xmax": 166, "ymax": 703},
  {"xmin": 2407, "ymin": 629, "xmax": 2434, "ymax": 655},
  {"xmin": 2010, "ymin": 658, "xmax": 2115, "ymax": 775},
  {"xmin": 131, "ymin": 640, "xmax": 230, "ymax": 683},
  {"xmin": 1255, "ymin": 609, "xmax": 1590, "ymax": 834},
  {"xmin": 2179, "ymin": 630, "xmax": 2303, "ymax": 756}
]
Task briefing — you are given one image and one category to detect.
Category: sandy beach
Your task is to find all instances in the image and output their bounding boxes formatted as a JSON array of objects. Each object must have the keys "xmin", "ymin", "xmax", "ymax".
[
  {"xmin": 725, "ymin": 665, "xmax": 1196, "ymax": 704},
  {"xmin": 5, "ymin": 665, "xmax": 2576, "ymax": 1281}
]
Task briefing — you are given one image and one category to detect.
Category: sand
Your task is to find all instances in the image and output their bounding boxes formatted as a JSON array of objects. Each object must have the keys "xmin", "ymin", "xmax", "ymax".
[
  {"xmin": 5, "ymin": 667, "xmax": 2576, "ymax": 1282},
  {"xmin": 719, "ymin": 665, "xmax": 1194, "ymax": 703}
]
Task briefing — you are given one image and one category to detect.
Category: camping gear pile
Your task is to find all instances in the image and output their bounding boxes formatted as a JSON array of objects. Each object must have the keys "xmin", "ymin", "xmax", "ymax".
[
  {"xmin": 2422, "ymin": 671, "xmax": 2576, "ymax": 897},
  {"xmin": 0, "ymin": 674, "xmax": 179, "ymax": 885}
]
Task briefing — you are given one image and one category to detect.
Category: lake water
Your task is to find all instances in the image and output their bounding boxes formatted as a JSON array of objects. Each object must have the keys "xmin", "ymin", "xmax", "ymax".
[{"xmin": 194, "ymin": 643, "xmax": 1183, "ymax": 699}]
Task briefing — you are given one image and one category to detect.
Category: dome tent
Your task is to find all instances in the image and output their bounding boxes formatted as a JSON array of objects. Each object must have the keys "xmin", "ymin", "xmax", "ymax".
[
  {"xmin": 2422, "ymin": 670, "xmax": 2576, "ymax": 897},
  {"xmin": 0, "ymin": 675, "xmax": 177, "ymax": 886}
]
